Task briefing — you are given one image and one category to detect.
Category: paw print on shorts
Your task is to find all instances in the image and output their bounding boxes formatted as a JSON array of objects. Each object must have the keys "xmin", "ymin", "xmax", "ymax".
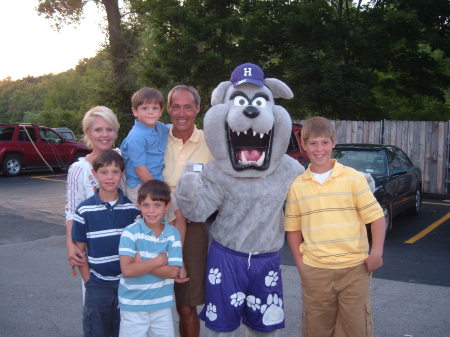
[
  {"xmin": 260, "ymin": 293, "xmax": 284, "ymax": 326},
  {"xmin": 230, "ymin": 292, "xmax": 246, "ymax": 307},
  {"xmin": 205, "ymin": 303, "xmax": 217, "ymax": 321},
  {"xmin": 208, "ymin": 267, "xmax": 222, "ymax": 285},
  {"xmin": 246, "ymin": 295, "xmax": 261, "ymax": 311},
  {"xmin": 264, "ymin": 270, "xmax": 279, "ymax": 287}
]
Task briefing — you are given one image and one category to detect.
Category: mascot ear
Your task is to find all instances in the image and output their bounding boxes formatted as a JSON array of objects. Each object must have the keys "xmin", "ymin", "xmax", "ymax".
[
  {"xmin": 265, "ymin": 78, "xmax": 294, "ymax": 99},
  {"xmin": 211, "ymin": 81, "xmax": 232, "ymax": 106}
]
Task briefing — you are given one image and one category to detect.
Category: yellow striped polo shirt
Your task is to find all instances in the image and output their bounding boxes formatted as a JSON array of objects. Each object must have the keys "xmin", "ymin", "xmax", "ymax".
[{"xmin": 284, "ymin": 160, "xmax": 383, "ymax": 269}]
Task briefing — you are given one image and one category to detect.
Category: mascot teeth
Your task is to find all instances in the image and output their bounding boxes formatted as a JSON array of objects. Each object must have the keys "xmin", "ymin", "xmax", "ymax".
[
  {"xmin": 227, "ymin": 124, "xmax": 273, "ymax": 171},
  {"xmin": 256, "ymin": 151, "xmax": 265, "ymax": 165},
  {"xmin": 238, "ymin": 150, "xmax": 266, "ymax": 166}
]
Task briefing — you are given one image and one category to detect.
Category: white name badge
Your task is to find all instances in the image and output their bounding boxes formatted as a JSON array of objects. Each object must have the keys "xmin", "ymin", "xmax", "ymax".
[{"xmin": 193, "ymin": 164, "xmax": 203, "ymax": 172}]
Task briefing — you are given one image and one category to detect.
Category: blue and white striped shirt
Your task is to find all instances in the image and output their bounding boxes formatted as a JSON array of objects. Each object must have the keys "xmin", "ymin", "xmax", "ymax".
[
  {"xmin": 118, "ymin": 218, "xmax": 183, "ymax": 312},
  {"xmin": 72, "ymin": 189, "xmax": 140, "ymax": 284}
]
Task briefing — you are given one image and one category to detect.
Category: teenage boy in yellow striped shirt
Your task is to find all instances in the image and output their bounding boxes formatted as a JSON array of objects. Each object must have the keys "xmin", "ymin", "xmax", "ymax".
[{"xmin": 284, "ymin": 117, "xmax": 386, "ymax": 337}]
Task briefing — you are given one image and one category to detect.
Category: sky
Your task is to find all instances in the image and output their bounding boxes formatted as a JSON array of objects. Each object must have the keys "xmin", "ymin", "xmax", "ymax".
[{"xmin": 0, "ymin": 0, "xmax": 106, "ymax": 80}]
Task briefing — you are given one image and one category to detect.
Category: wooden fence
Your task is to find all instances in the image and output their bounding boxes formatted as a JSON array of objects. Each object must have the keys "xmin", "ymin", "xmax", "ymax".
[{"xmin": 295, "ymin": 119, "xmax": 449, "ymax": 196}]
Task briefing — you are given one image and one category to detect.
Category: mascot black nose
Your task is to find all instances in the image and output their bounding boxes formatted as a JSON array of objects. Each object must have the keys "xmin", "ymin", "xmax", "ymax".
[{"xmin": 243, "ymin": 106, "xmax": 260, "ymax": 119}]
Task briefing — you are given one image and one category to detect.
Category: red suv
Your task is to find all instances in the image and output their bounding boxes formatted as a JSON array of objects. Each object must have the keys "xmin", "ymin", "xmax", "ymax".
[
  {"xmin": 286, "ymin": 122, "xmax": 308, "ymax": 165},
  {"xmin": 0, "ymin": 124, "xmax": 91, "ymax": 176}
]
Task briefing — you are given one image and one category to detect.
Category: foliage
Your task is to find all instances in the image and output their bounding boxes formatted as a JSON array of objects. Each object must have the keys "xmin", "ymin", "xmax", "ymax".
[
  {"xmin": 128, "ymin": 0, "xmax": 243, "ymax": 113},
  {"xmin": 37, "ymin": 0, "xmax": 137, "ymax": 134},
  {"xmin": 0, "ymin": 77, "xmax": 48, "ymax": 123},
  {"xmin": 1, "ymin": 0, "xmax": 449, "ymax": 137},
  {"xmin": 36, "ymin": 0, "xmax": 86, "ymax": 30},
  {"xmin": 129, "ymin": 0, "xmax": 449, "ymax": 120}
]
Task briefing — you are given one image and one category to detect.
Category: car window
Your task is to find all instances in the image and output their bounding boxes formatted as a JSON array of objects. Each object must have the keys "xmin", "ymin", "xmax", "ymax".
[
  {"xmin": 0, "ymin": 127, "xmax": 14, "ymax": 141},
  {"xmin": 40, "ymin": 128, "xmax": 63, "ymax": 143},
  {"xmin": 59, "ymin": 131, "xmax": 75, "ymax": 140},
  {"xmin": 394, "ymin": 147, "xmax": 413, "ymax": 169},
  {"xmin": 387, "ymin": 147, "xmax": 406, "ymax": 173},
  {"xmin": 333, "ymin": 149, "xmax": 387, "ymax": 176},
  {"xmin": 19, "ymin": 128, "xmax": 37, "ymax": 142}
]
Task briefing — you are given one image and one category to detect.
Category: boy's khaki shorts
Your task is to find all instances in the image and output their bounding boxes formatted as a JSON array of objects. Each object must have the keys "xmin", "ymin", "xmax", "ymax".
[
  {"xmin": 174, "ymin": 221, "xmax": 209, "ymax": 307},
  {"xmin": 300, "ymin": 263, "xmax": 373, "ymax": 337},
  {"xmin": 124, "ymin": 184, "xmax": 140, "ymax": 204}
]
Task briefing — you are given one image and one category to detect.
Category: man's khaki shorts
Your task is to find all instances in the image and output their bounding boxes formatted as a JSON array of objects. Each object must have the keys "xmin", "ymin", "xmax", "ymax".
[{"xmin": 174, "ymin": 221, "xmax": 209, "ymax": 307}]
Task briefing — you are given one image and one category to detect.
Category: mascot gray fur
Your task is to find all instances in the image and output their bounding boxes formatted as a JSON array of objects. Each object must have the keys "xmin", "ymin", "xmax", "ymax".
[{"xmin": 175, "ymin": 63, "xmax": 305, "ymax": 337}]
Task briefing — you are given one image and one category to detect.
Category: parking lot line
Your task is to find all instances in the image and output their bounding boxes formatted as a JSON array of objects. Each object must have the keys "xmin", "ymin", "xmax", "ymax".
[
  {"xmin": 405, "ymin": 212, "xmax": 450, "ymax": 244},
  {"xmin": 31, "ymin": 174, "xmax": 66, "ymax": 182}
]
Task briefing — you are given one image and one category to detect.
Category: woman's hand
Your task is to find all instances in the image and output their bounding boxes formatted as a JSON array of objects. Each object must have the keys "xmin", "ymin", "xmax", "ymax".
[{"xmin": 67, "ymin": 240, "xmax": 86, "ymax": 267}]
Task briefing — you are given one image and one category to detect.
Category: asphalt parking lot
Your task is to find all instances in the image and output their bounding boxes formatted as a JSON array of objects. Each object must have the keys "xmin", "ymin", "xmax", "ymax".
[
  {"xmin": 280, "ymin": 198, "xmax": 450, "ymax": 287},
  {"xmin": 1, "ymin": 172, "xmax": 449, "ymax": 337}
]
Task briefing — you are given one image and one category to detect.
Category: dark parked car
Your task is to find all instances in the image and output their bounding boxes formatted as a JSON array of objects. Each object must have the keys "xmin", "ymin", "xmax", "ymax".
[{"xmin": 333, "ymin": 144, "xmax": 422, "ymax": 234}]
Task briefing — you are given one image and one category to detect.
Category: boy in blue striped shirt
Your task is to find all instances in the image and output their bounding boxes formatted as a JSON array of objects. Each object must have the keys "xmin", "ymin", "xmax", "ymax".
[
  {"xmin": 72, "ymin": 150, "xmax": 167, "ymax": 337},
  {"xmin": 118, "ymin": 180, "xmax": 183, "ymax": 337}
]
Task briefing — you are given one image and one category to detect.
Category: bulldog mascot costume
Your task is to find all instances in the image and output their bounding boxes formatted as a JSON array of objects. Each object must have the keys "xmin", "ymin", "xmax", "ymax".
[{"xmin": 175, "ymin": 63, "xmax": 305, "ymax": 336}]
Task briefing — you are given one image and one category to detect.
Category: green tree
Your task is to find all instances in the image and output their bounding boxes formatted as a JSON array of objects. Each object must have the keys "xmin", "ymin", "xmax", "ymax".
[
  {"xmin": 365, "ymin": 0, "xmax": 450, "ymax": 120},
  {"xmin": 37, "ymin": 0, "xmax": 136, "ymax": 128},
  {"xmin": 1, "ymin": 0, "xmax": 444, "ymax": 127},
  {"xmin": 129, "ymin": 0, "xmax": 242, "ymax": 112},
  {"xmin": 0, "ymin": 76, "xmax": 49, "ymax": 123}
]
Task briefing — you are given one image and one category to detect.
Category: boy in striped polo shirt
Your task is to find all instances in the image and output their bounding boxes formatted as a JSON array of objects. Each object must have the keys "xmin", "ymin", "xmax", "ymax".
[
  {"xmin": 118, "ymin": 180, "xmax": 183, "ymax": 337},
  {"xmin": 72, "ymin": 149, "xmax": 150, "ymax": 337},
  {"xmin": 284, "ymin": 117, "xmax": 386, "ymax": 337}
]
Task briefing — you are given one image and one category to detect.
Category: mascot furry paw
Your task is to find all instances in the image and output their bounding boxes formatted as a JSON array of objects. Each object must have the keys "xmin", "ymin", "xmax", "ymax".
[{"xmin": 176, "ymin": 63, "xmax": 304, "ymax": 336}]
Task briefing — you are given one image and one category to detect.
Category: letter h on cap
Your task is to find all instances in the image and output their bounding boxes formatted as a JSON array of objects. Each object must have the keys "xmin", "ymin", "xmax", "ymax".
[{"xmin": 243, "ymin": 67, "xmax": 252, "ymax": 76}]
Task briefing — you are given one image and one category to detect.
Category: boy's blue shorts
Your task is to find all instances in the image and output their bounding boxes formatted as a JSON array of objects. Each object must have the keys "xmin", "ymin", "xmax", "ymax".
[{"xmin": 199, "ymin": 240, "xmax": 285, "ymax": 333}]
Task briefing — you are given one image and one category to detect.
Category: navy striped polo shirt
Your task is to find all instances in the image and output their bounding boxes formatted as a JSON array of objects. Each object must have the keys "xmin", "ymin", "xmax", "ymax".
[{"xmin": 72, "ymin": 189, "xmax": 140, "ymax": 284}]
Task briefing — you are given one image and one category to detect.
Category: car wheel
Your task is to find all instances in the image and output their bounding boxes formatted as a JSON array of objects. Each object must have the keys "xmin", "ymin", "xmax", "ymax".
[
  {"xmin": 408, "ymin": 189, "xmax": 421, "ymax": 216},
  {"xmin": 382, "ymin": 203, "xmax": 393, "ymax": 236},
  {"xmin": 1, "ymin": 154, "xmax": 23, "ymax": 177}
]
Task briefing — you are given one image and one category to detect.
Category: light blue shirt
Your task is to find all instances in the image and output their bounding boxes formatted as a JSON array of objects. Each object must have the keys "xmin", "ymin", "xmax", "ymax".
[
  {"xmin": 120, "ymin": 120, "xmax": 169, "ymax": 187},
  {"xmin": 118, "ymin": 218, "xmax": 183, "ymax": 312}
]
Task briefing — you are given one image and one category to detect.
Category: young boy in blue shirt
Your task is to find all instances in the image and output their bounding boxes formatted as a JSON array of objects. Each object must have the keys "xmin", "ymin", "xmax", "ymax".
[
  {"xmin": 118, "ymin": 180, "xmax": 183, "ymax": 337},
  {"xmin": 71, "ymin": 149, "xmax": 167, "ymax": 337},
  {"xmin": 120, "ymin": 87, "xmax": 169, "ymax": 204}
]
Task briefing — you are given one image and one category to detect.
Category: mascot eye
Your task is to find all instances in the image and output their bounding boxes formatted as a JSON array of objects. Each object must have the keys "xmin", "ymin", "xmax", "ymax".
[
  {"xmin": 233, "ymin": 96, "xmax": 249, "ymax": 106},
  {"xmin": 252, "ymin": 97, "xmax": 267, "ymax": 107}
]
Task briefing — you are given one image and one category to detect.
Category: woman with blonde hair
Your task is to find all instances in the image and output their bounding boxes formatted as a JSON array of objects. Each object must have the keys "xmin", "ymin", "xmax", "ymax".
[{"xmin": 65, "ymin": 106, "xmax": 120, "ymax": 269}]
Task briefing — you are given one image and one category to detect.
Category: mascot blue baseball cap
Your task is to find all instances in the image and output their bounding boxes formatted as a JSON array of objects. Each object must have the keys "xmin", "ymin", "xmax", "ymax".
[{"xmin": 230, "ymin": 63, "xmax": 265, "ymax": 87}]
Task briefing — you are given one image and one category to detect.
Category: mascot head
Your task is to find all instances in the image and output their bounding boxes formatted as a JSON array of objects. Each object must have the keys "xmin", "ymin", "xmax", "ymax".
[{"xmin": 204, "ymin": 63, "xmax": 294, "ymax": 177}]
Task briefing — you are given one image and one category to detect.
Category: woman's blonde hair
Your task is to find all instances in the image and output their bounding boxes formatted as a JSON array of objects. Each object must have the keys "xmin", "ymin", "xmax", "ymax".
[{"xmin": 82, "ymin": 106, "xmax": 120, "ymax": 147}]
